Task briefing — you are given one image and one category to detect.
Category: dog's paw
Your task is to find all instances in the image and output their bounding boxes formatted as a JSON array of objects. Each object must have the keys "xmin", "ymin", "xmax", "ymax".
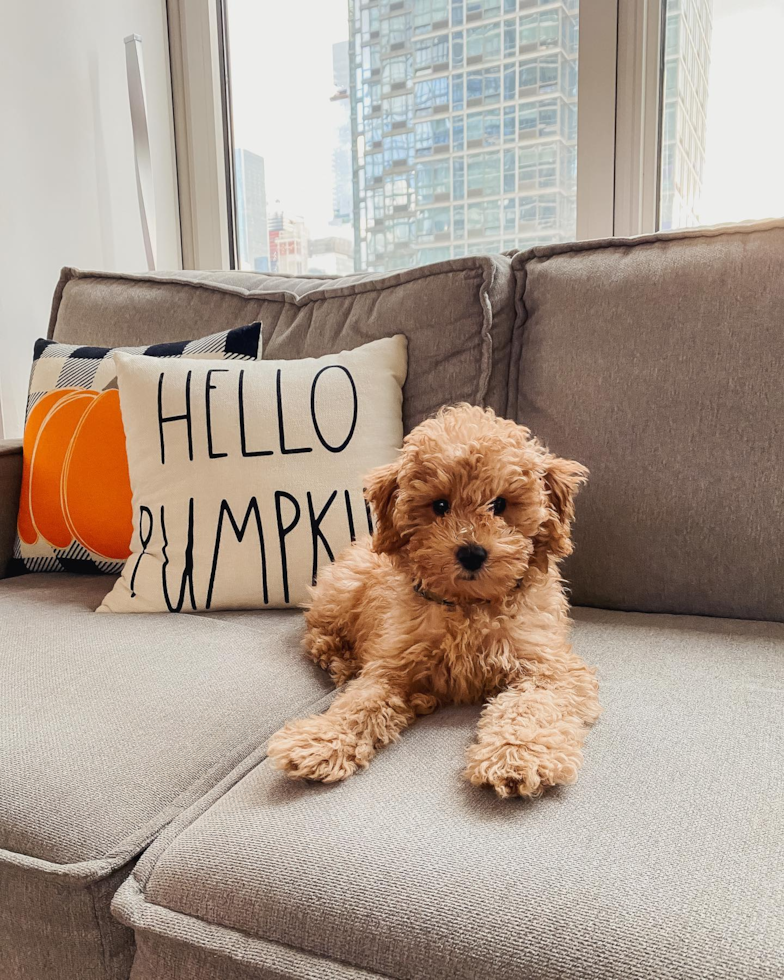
[
  {"xmin": 267, "ymin": 717, "xmax": 367, "ymax": 783},
  {"xmin": 464, "ymin": 738, "xmax": 582, "ymax": 799}
]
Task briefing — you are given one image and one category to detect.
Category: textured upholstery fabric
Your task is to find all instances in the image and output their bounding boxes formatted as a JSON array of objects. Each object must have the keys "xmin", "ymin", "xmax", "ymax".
[
  {"xmin": 511, "ymin": 219, "xmax": 784, "ymax": 621},
  {"xmin": 0, "ymin": 574, "xmax": 329, "ymax": 865},
  {"xmin": 0, "ymin": 572, "xmax": 334, "ymax": 980},
  {"xmin": 48, "ymin": 261, "xmax": 516, "ymax": 432},
  {"xmin": 0, "ymin": 440, "xmax": 22, "ymax": 578},
  {"xmin": 115, "ymin": 609, "xmax": 784, "ymax": 980},
  {"xmin": 122, "ymin": 900, "xmax": 387, "ymax": 980},
  {"xmin": 0, "ymin": 863, "xmax": 135, "ymax": 980}
]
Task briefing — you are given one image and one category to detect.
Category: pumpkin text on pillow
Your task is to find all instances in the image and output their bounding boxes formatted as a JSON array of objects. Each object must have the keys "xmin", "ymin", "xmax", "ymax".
[{"xmin": 98, "ymin": 336, "xmax": 407, "ymax": 612}]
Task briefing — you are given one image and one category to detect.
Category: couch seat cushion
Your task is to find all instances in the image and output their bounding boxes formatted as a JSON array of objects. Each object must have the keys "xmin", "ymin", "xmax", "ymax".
[
  {"xmin": 0, "ymin": 573, "xmax": 330, "ymax": 874},
  {"xmin": 117, "ymin": 609, "xmax": 784, "ymax": 980}
]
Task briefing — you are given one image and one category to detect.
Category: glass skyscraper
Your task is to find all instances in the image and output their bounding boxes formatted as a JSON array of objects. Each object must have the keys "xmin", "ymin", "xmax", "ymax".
[
  {"xmin": 234, "ymin": 148, "xmax": 270, "ymax": 271},
  {"xmin": 659, "ymin": 0, "xmax": 713, "ymax": 230},
  {"xmin": 348, "ymin": 0, "xmax": 578, "ymax": 273}
]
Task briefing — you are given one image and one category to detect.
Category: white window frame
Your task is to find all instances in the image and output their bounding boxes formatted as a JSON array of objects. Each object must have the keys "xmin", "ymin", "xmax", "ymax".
[{"xmin": 168, "ymin": 0, "xmax": 666, "ymax": 270}]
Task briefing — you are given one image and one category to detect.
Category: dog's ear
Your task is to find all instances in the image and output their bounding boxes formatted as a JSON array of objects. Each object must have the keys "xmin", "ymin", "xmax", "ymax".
[
  {"xmin": 364, "ymin": 459, "xmax": 405, "ymax": 554},
  {"xmin": 529, "ymin": 455, "xmax": 589, "ymax": 572}
]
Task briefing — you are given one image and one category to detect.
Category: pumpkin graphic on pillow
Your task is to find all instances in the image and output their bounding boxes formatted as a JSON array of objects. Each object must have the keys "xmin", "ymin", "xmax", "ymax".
[
  {"xmin": 12, "ymin": 323, "xmax": 263, "ymax": 575},
  {"xmin": 18, "ymin": 388, "xmax": 132, "ymax": 561}
]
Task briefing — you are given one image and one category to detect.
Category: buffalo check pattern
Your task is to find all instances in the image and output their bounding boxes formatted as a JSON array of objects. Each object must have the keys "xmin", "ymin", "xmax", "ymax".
[
  {"xmin": 13, "ymin": 323, "xmax": 263, "ymax": 576},
  {"xmin": 25, "ymin": 325, "xmax": 263, "ymax": 418}
]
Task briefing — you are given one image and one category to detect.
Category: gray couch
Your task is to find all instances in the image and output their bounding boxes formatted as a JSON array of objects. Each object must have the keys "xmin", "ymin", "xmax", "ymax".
[{"xmin": 2, "ymin": 220, "xmax": 783, "ymax": 980}]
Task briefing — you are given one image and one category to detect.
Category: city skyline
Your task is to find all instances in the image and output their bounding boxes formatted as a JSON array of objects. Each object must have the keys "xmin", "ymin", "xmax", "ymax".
[{"xmin": 225, "ymin": 0, "xmax": 784, "ymax": 272}]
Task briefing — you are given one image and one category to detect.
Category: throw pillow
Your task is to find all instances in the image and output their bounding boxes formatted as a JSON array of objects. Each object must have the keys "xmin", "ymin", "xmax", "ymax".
[
  {"xmin": 14, "ymin": 324, "xmax": 262, "ymax": 575},
  {"xmin": 98, "ymin": 335, "xmax": 407, "ymax": 612}
]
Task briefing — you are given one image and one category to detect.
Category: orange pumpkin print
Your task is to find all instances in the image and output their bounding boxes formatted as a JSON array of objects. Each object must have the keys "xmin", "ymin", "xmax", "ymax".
[{"xmin": 18, "ymin": 388, "xmax": 133, "ymax": 561}]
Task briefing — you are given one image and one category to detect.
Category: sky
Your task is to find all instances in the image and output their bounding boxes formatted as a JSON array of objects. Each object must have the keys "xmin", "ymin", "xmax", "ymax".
[
  {"xmin": 225, "ymin": 0, "xmax": 784, "ymax": 239},
  {"xmin": 226, "ymin": 0, "xmax": 350, "ymax": 241},
  {"xmin": 698, "ymin": 0, "xmax": 784, "ymax": 224}
]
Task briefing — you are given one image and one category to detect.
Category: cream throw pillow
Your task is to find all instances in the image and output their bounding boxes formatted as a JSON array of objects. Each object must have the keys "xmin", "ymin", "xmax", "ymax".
[{"xmin": 98, "ymin": 336, "xmax": 407, "ymax": 612}]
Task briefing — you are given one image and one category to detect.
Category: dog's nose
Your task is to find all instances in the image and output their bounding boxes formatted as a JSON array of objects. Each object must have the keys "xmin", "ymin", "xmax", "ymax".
[{"xmin": 456, "ymin": 543, "xmax": 488, "ymax": 572}]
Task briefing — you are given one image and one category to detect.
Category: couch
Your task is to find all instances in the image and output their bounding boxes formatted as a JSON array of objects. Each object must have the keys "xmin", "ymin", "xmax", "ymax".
[{"xmin": 1, "ymin": 220, "xmax": 782, "ymax": 980}]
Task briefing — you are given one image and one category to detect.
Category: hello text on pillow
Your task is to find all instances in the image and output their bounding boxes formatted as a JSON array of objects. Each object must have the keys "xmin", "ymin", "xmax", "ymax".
[{"xmin": 99, "ymin": 336, "xmax": 407, "ymax": 612}]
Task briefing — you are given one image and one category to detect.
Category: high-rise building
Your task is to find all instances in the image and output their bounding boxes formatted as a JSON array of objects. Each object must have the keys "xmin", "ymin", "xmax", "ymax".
[
  {"xmin": 309, "ymin": 236, "xmax": 355, "ymax": 275},
  {"xmin": 234, "ymin": 148, "xmax": 270, "ymax": 271},
  {"xmin": 268, "ymin": 210, "xmax": 310, "ymax": 275},
  {"xmin": 331, "ymin": 42, "xmax": 355, "ymax": 229},
  {"xmin": 659, "ymin": 0, "xmax": 713, "ymax": 230},
  {"xmin": 348, "ymin": 0, "xmax": 578, "ymax": 273}
]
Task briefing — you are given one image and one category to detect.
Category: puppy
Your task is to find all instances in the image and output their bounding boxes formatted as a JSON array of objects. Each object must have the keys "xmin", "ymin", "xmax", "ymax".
[{"xmin": 267, "ymin": 404, "xmax": 601, "ymax": 798}]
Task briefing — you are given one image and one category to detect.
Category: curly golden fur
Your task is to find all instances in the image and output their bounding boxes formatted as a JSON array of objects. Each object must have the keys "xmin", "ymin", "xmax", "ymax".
[{"xmin": 267, "ymin": 405, "xmax": 601, "ymax": 798}]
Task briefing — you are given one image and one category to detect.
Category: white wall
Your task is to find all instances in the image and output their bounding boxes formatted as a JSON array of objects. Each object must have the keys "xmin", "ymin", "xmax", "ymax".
[{"xmin": 0, "ymin": 0, "xmax": 181, "ymax": 438}]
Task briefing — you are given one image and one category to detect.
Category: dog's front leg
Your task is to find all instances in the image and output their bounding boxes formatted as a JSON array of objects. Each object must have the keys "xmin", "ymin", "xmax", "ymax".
[
  {"xmin": 267, "ymin": 668, "xmax": 416, "ymax": 783},
  {"xmin": 464, "ymin": 670, "xmax": 600, "ymax": 799}
]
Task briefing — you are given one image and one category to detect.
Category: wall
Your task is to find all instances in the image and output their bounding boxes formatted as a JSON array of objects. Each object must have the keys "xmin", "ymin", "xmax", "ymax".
[{"xmin": 0, "ymin": 0, "xmax": 181, "ymax": 438}]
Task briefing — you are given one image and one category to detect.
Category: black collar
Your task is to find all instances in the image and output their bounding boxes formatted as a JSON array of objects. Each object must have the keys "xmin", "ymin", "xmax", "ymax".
[
  {"xmin": 412, "ymin": 579, "xmax": 525, "ymax": 608},
  {"xmin": 413, "ymin": 582, "xmax": 458, "ymax": 606}
]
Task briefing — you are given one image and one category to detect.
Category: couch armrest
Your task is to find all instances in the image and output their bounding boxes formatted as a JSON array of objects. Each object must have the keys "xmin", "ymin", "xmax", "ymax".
[{"xmin": 0, "ymin": 440, "xmax": 22, "ymax": 579}]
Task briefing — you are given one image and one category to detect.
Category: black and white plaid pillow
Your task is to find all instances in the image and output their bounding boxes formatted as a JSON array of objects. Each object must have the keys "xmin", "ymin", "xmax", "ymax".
[
  {"xmin": 26, "ymin": 324, "xmax": 263, "ymax": 418},
  {"xmin": 13, "ymin": 323, "xmax": 262, "ymax": 576}
]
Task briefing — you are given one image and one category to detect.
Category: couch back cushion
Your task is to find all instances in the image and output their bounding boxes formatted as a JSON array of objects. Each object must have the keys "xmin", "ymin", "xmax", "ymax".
[
  {"xmin": 50, "ymin": 260, "xmax": 515, "ymax": 433},
  {"xmin": 511, "ymin": 220, "xmax": 784, "ymax": 622}
]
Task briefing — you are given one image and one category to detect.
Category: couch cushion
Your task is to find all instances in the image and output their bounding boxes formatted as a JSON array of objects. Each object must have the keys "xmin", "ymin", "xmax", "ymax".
[
  {"xmin": 115, "ymin": 609, "xmax": 784, "ymax": 980},
  {"xmin": 0, "ymin": 573, "xmax": 331, "ymax": 980},
  {"xmin": 49, "ymin": 261, "xmax": 516, "ymax": 432},
  {"xmin": 511, "ymin": 219, "xmax": 784, "ymax": 621}
]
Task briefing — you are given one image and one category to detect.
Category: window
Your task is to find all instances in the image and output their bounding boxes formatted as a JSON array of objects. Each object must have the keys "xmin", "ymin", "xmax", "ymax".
[
  {"xmin": 453, "ymin": 157, "xmax": 465, "ymax": 199},
  {"xmin": 382, "ymin": 55, "xmax": 412, "ymax": 93},
  {"xmin": 416, "ymin": 205, "xmax": 452, "ymax": 240},
  {"xmin": 467, "ymin": 198, "xmax": 501, "ymax": 238},
  {"xmin": 466, "ymin": 22, "xmax": 502, "ymax": 62},
  {"xmin": 366, "ymin": 151, "xmax": 384, "ymax": 182},
  {"xmin": 467, "ymin": 0, "xmax": 502, "ymax": 19},
  {"xmin": 361, "ymin": 6, "xmax": 380, "ymax": 36},
  {"xmin": 415, "ymin": 118, "xmax": 450, "ymax": 155},
  {"xmin": 362, "ymin": 44, "xmax": 380, "ymax": 80},
  {"xmin": 385, "ymin": 175, "xmax": 414, "ymax": 213},
  {"xmin": 466, "ymin": 108, "xmax": 501, "ymax": 146},
  {"xmin": 518, "ymin": 143, "xmax": 558, "ymax": 190},
  {"xmin": 383, "ymin": 95, "xmax": 413, "ymax": 132},
  {"xmin": 367, "ymin": 115, "xmax": 383, "ymax": 145},
  {"xmin": 415, "ymin": 77, "xmax": 450, "ymax": 115},
  {"xmin": 467, "ymin": 151, "xmax": 501, "ymax": 196},
  {"xmin": 518, "ymin": 55, "xmax": 561, "ymax": 97},
  {"xmin": 452, "ymin": 31, "xmax": 464, "ymax": 68},
  {"xmin": 657, "ymin": 0, "xmax": 784, "ymax": 230},
  {"xmin": 519, "ymin": 11, "xmax": 560, "ymax": 51},
  {"xmin": 415, "ymin": 35, "xmax": 450, "ymax": 73},
  {"xmin": 383, "ymin": 132, "xmax": 414, "ymax": 168},
  {"xmin": 382, "ymin": 13, "xmax": 411, "ymax": 48},
  {"xmin": 416, "ymin": 160, "xmax": 451, "ymax": 202},
  {"xmin": 221, "ymin": 0, "xmax": 581, "ymax": 275},
  {"xmin": 466, "ymin": 67, "xmax": 501, "ymax": 104},
  {"xmin": 414, "ymin": 0, "xmax": 450, "ymax": 35},
  {"xmin": 519, "ymin": 98, "xmax": 560, "ymax": 140}
]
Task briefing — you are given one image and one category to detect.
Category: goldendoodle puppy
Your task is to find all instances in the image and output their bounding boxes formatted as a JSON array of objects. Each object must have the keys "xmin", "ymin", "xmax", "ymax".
[{"xmin": 267, "ymin": 404, "xmax": 601, "ymax": 798}]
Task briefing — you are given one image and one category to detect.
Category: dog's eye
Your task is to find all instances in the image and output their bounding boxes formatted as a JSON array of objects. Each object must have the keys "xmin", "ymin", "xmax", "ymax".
[
  {"xmin": 432, "ymin": 499, "xmax": 450, "ymax": 517},
  {"xmin": 491, "ymin": 496, "xmax": 507, "ymax": 516}
]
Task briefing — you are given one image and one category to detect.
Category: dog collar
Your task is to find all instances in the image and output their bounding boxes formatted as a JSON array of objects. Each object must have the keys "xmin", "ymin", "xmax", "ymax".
[
  {"xmin": 412, "ymin": 579, "xmax": 524, "ymax": 608},
  {"xmin": 413, "ymin": 582, "xmax": 458, "ymax": 607}
]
